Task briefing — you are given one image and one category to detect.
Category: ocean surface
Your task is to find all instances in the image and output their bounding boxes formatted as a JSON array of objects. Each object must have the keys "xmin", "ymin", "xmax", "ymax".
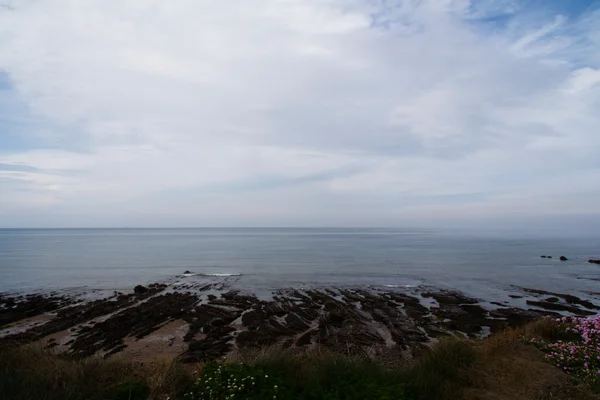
[{"xmin": 1, "ymin": 228, "xmax": 599, "ymax": 301}]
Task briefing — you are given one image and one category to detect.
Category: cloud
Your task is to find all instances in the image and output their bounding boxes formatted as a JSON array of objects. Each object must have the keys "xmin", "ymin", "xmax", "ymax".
[{"xmin": 0, "ymin": 0, "xmax": 599, "ymax": 229}]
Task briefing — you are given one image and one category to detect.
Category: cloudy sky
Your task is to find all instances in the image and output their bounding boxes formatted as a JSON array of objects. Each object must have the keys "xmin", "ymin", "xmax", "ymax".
[{"xmin": 0, "ymin": 0, "xmax": 599, "ymax": 229}]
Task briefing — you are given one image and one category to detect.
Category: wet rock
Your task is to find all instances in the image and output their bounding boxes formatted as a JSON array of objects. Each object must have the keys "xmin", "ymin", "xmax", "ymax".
[
  {"xmin": 134, "ymin": 285, "xmax": 148, "ymax": 294},
  {"xmin": 4, "ymin": 283, "xmax": 595, "ymax": 363},
  {"xmin": 285, "ymin": 312, "xmax": 312, "ymax": 332},
  {"xmin": 526, "ymin": 300, "xmax": 595, "ymax": 316},
  {"xmin": 236, "ymin": 330, "xmax": 278, "ymax": 348},
  {"xmin": 589, "ymin": 259, "xmax": 600, "ymax": 265},
  {"xmin": 488, "ymin": 308, "xmax": 558, "ymax": 327},
  {"xmin": 508, "ymin": 295, "xmax": 523, "ymax": 299},
  {"xmin": 0, "ymin": 294, "xmax": 72, "ymax": 328},
  {"xmin": 540, "ymin": 255, "xmax": 548, "ymax": 258},
  {"xmin": 184, "ymin": 303, "xmax": 240, "ymax": 343},
  {"xmin": 67, "ymin": 292, "xmax": 197, "ymax": 357},
  {"xmin": 560, "ymin": 256, "xmax": 568, "ymax": 261},
  {"xmin": 430, "ymin": 304, "xmax": 484, "ymax": 337},
  {"xmin": 422, "ymin": 291, "xmax": 479, "ymax": 305},
  {"xmin": 296, "ymin": 329, "xmax": 318, "ymax": 346},
  {"xmin": 183, "ymin": 270, "xmax": 192, "ymax": 274},
  {"xmin": 521, "ymin": 288, "xmax": 599, "ymax": 310},
  {"xmin": 0, "ymin": 290, "xmax": 157, "ymax": 345},
  {"xmin": 215, "ymin": 291, "xmax": 258, "ymax": 308},
  {"xmin": 241, "ymin": 309, "xmax": 266, "ymax": 330}
]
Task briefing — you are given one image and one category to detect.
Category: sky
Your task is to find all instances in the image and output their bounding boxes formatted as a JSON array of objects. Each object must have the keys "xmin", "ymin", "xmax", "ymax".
[{"xmin": 0, "ymin": 0, "xmax": 599, "ymax": 230}]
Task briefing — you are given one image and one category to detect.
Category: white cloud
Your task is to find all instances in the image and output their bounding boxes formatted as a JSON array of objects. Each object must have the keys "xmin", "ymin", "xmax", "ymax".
[{"xmin": 0, "ymin": 0, "xmax": 599, "ymax": 228}]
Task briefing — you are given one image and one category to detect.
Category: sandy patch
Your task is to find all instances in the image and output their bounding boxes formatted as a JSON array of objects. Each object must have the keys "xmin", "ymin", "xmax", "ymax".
[
  {"xmin": 0, "ymin": 313, "xmax": 54, "ymax": 337},
  {"xmin": 113, "ymin": 319, "xmax": 190, "ymax": 363}
]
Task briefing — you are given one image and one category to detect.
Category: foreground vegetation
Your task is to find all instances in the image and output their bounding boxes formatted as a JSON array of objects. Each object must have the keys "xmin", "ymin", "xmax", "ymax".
[
  {"xmin": 526, "ymin": 315, "xmax": 600, "ymax": 392},
  {"xmin": 2, "ymin": 317, "xmax": 599, "ymax": 400}
]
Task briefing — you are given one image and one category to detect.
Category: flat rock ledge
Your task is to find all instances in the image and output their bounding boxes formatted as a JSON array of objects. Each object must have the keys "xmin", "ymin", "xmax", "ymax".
[{"xmin": 1, "ymin": 283, "xmax": 597, "ymax": 363}]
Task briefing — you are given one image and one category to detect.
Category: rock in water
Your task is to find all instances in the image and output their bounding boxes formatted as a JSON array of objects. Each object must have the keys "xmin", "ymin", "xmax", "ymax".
[
  {"xmin": 540, "ymin": 255, "xmax": 547, "ymax": 258},
  {"xmin": 560, "ymin": 256, "xmax": 568, "ymax": 261},
  {"xmin": 134, "ymin": 285, "xmax": 148, "ymax": 294},
  {"xmin": 589, "ymin": 259, "xmax": 600, "ymax": 265}
]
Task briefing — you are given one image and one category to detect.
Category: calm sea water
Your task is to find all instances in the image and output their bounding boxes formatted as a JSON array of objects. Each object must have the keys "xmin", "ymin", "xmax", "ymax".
[{"xmin": 1, "ymin": 228, "xmax": 599, "ymax": 301}]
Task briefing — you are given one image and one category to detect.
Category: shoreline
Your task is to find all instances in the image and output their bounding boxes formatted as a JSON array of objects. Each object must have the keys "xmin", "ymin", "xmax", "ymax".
[{"xmin": 2, "ymin": 273, "xmax": 599, "ymax": 364}]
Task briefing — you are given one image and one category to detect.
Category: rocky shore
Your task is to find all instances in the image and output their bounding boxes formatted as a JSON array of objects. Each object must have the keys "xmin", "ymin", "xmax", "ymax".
[{"xmin": 1, "ymin": 274, "xmax": 599, "ymax": 364}]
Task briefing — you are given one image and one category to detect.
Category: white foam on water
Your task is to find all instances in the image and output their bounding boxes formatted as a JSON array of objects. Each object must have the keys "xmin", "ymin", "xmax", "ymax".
[
  {"xmin": 178, "ymin": 272, "xmax": 242, "ymax": 277},
  {"xmin": 384, "ymin": 284, "xmax": 417, "ymax": 288}
]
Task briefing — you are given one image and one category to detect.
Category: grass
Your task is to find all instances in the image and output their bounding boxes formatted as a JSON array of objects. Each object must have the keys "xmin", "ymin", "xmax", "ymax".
[
  {"xmin": 2, "ymin": 319, "xmax": 598, "ymax": 400},
  {"xmin": 406, "ymin": 338, "xmax": 476, "ymax": 400},
  {"xmin": 0, "ymin": 345, "xmax": 190, "ymax": 400},
  {"xmin": 189, "ymin": 349, "xmax": 413, "ymax": 400}
]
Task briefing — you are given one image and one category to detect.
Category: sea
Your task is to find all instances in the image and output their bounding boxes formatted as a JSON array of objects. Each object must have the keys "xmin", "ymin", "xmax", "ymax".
[{"xmin": 1, "ymin": 228, "xmax": 599, "ymax": 302}]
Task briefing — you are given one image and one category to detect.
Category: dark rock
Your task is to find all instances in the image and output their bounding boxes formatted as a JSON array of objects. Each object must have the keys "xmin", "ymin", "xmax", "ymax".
[
  {"xmin": 134, "ymin": 285, "xmax": 148, "ymax": 294},
  {"xmin": 182, "ymin": 325, "xmax": 235, "ymax": 362},
  {"xmin": 521, "ymin": 288, "xmax": 600, "ymax": 310},
  {"xmin": 560, "ymin": 256, "xmax": 568, "ymax": 261},
  {"xmin": 508, "ymin": 295, "xmax": 523, "ymax": 299},
  {"xmin": 183, "ymin": 270, "xmax": 192, "ymax": 274},
  {"xmin": 68, "ymin": 292, "xmax": 199, "ymax": 357},
  {"xmin": 296, "ymin": 329, "xmax": 317, "ymax": 346},
  {"xmin": 526, "ymin": 300, "xmax": 595, "ymax": 316},
  {"xmin": 6, "ymin": 284, "xmax": 593, "ymax": 363},
  {"xmin": 421, "ymin": 291, "xmax": 478, "ymax": 305},
  {"xmin": 489, "ymin": 308, "xmax": 558, "ymax": 327},
  {"xmin": 0, "ymin": 290, "xmax": 157, "ymax": 346},
  {"xmin": 540, "ymin": 255, "xmax": 547, "ymax": 258},
  {"xmin": 589, "ymin": 259, "xmax": 600, "ymax": 265},
  {"xmin": 285, "ymin": 312, "xmax": 312, "ymax": 332},
  {"xmin": 548, "ymin": 256, "xmax": 553, "ymax": 259},
  {"xmin": 0, "ymin": 294, "xmax": 72, "ymax": 328},
  {"xmin": 241, "ymin": 309, "xmax": 266, "ymax": 330},
  {"xmin": 236, "ymin": 330, "xmax": 277, "ymax": 347}
]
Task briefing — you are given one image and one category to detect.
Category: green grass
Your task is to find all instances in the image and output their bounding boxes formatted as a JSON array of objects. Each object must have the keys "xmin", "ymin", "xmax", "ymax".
[
  {"xmin": 183, "ymin": 354, "xmax": 410, "ymax": 400},
  {"xmin": 181, "ymin": 340, "xmax": 477, "ymax": 400},
  {"xmin": 1, "ymin": 340, "xmax": 477, "ymax": 400}
]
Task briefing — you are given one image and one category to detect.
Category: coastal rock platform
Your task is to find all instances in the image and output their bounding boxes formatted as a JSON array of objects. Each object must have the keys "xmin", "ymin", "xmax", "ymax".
[{"xmin": 2, "ymin": 275, "xmax": 598, "ymax": 363}]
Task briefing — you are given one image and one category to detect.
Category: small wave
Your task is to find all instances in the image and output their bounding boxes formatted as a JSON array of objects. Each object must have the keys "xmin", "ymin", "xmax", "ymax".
[
  {"xmin": 384, "ymin": 284, "xmax": 417, "ymax": 288},
  {"xmin": 179, "ymin": 273, "xmax": 242, "ymax": 277}
]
